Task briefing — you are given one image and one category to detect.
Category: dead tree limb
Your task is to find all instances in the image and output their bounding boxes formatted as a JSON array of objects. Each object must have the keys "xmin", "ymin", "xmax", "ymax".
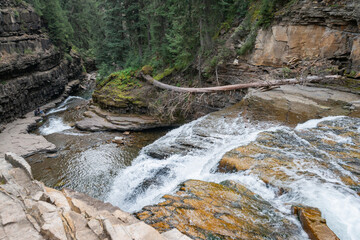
[{"xmin": 140, "ymin": 73, "xmax": 342, "ymax": 93}]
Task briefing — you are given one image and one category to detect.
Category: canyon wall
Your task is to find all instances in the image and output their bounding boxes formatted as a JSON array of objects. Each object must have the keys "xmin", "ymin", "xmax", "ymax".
[
  {"xmin": 250, "ymin": 0, "xmax": 360, "ymax": 71},
  {"xmin": 0, "ymin": 0, "xmax": 84, "ymax": 124}
]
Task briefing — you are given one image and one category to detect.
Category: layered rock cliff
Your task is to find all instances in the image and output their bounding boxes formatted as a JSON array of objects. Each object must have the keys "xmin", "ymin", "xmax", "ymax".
[
  {"xmin": 0, "ymin": 0, "xmax": 84, "ymax": 124},
  {"xmin": 250, "ymin": 0, "xmax": 360, "ymax": 71}
]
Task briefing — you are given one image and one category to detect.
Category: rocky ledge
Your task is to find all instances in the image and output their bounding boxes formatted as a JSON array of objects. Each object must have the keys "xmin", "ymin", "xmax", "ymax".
[
  {"xmin": 75, "ymin": 105, "xmax": 171, "ymax": 132},
  {"xmin": 0, "ymin": 79, "xmax": 85, "ymax": 159},
  {"xmin": 0, "ymin": 153, "xmax": 190, "ymax": 240},
  {"xmin": 240, "ymin": 84, "xmax": 360, "ymax": 125}
]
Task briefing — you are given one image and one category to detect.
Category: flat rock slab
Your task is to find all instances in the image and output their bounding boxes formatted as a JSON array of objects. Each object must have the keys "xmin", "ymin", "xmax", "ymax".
[
  {"xmin": 0, "ymin": 111, "xmax": 56, "ymax": 158},
  {"xmin": 75, "ymin": 108, "xmax": 166, "ymax": 132},
  {"xmin": 240, "ymin": 85, "xmax": 360, "ymax": 125}
]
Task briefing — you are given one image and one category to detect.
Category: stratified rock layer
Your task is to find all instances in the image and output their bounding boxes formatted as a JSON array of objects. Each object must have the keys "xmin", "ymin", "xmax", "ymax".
[
  {"xmin": 75, "ymin": 105, "xmax": 168, "ymax": 132},
  {"xmin": 251, "ymin": 0, "xmax": 360, "ymax": 71},
  {"xmin": 0, "ymin": 0, "xmax": 83, "ymax": 124}
]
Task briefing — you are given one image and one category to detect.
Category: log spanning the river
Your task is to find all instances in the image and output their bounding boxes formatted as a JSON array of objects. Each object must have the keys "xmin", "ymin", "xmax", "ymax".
[{"xmin": 141, "ymin": 73, "xmax": 342, "ymax": 93}]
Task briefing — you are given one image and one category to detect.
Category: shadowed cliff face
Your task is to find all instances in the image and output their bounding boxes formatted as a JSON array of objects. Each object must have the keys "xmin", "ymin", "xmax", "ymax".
[{"xmin": 0, "ymin": 0, "xmax": 83, "ymax": 124}]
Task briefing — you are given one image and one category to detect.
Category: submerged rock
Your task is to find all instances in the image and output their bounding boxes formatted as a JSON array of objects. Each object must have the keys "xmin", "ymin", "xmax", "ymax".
[{"xmin": 137, "ymin": 179, "xmax": 301, "ymax": 240}]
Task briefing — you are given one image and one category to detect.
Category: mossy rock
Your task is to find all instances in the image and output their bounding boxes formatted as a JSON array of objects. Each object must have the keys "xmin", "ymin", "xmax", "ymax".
[
  {"xmin": 141, "ymin": 65, "xmax": 154, "ymax": 75},
  {"xmin": 93, "ymin": 69, "xmax": 150, "ymax": 112}
]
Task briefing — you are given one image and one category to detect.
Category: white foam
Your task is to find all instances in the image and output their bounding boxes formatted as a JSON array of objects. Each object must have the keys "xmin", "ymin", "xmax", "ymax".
[
  {"xmin": 40, "ymin": 117, "xmax": 72, "ymax": 135},
  {"xmin": 106, "ymin": 113, "xmax": 280, "ymax": 212},
  {"xmin": 286, "ymin": 180, "xmax": 360, "ymax": 240},
  {"xmin": 106, "ymin": 114, "xmax": 359, "ymax": 239},
  {"xmin": 46, "ymin": 96, "xmax": 86, "ymax": 115},
  {"xmin": 295, "ymin": 116, "xmax": 345, "ymax": 131},
  {"xmin": 61, "ymin": 131, "xmax": 89, "ymax": 136}
]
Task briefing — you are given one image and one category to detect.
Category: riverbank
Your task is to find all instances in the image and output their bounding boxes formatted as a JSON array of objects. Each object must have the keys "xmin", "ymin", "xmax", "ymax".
[
  {"xmin": 0, "ymin": 153, "xmax": 189, "ymax": 240},
  {"xmin": 0, "ymin": 79, "xmax": 85, "ymax": 159},
  {"xmin": 1, "ymin": 83, "xmax": 359, "ymax": 240}
]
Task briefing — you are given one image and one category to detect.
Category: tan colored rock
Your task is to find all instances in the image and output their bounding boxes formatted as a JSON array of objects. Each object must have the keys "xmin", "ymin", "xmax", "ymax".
[
  {"xmin": 70, "ymin": 198, "xmax": 98, "ymax": 218},
  {"xmin": 0, "ymin": 154, "xmax": 168, "ymax": 240},
  {"xmin": 292, "ymin": 206, "xmax": 339, "ymax": 240},
  {"xmin": 272, "ymin": 25, "xmax": 288, "ymax": 42},
  {"xmin": 34, "ymin": 201, "xmax": 68, "ymax": 240},
  {"xmin": 0, "ymin": 112, "xmax": 56, "ymax": 159},
  {"xmin": 0, "ymin": 196, "xmax": 27, "ymax": 226},
  {"xmin": 87, "ymin": 219, "xmax": 103, "ymax": 236},
  {"xmin": 5, "ymin": 152, "xmax": 33, "ymax": 179},
  {"xmin": 66, "ymin": 212, "xmax": 99, "ymax": 240},
  {"xmin": 124, "ymin": 222, "xmax": 165, "ymax": 240},
  {"xmin": 103, "ymin": 219, "xmax": 132, "ymax": 240},
  {"xmin": 61, "ymin": 212, "xmax": 77, "ymax": 239},
  {"xmin": 251, "ymin": 24, "xmax": 353, "ymax": 68},
  {"xmin": 45, "ymin": 187, "xmax": 71, "ymax": 211},
  {"xmin": 162, "ymin": 229, "xmax": 192, "ymax": 240},
  {"xmin": 76, "ymin": 110, "xmax": 164, "ymax": 132},
  {"xmin": 239, "ymin": 85, "xmax": 360, "ymax": 126},
  {"xmin": 351, "ymin": 37, "xmax": 360, "ymax": 71},
  {"xmin": 218, "ymin": 155, "xmax": 256, "ymax": 172},
  {"xmin": 138, "ymin": 180, "xmax": 300, "ymax": 240},
  {"xmin": 112, "ymin": 210, "xmax": 138, "ymax": 225}
]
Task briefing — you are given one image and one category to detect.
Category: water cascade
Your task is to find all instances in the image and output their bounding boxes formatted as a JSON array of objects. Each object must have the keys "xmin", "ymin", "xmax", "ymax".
[{"xmin": 107, "ymin": 111, "xmax": 360, "ymax": 239}]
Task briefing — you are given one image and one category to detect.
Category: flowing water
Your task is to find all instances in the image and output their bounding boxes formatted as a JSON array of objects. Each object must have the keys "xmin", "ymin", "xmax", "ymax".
[
  {"xmin": 27, "ymin": 96, "xmax": 168, "ymax": 200},
  {"xmin": 27, "ymin": 95, "xmax": 360, "ymax": 239},
  {"xmin": 106, "ymin": 111, "xmax": 360, "ymax": 240}
]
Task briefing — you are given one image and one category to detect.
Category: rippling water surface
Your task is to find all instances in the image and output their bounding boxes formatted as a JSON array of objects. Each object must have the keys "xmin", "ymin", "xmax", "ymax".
[
  {"xmin": 27, "ymin": 96, "xmax": 168, "ymax": 200},
  {"xmin": 27, "ymin": 95, "xmax": 360, "ymax": 239}
]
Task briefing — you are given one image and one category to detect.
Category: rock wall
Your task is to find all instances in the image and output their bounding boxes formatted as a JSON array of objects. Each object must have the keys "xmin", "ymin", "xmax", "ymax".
[
  {"xmin": 251, "ymin": 0, "xmax": 360, "ymax": 71},
  {"xmin": 0, "ymin": 0, "xmax": 84, "ymax": 124}
]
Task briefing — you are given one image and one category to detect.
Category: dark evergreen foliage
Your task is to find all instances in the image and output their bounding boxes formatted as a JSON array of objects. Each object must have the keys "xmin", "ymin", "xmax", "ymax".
[{"xmin": 25, "ymin": 0, "xmax": 290, "ymax": 76}]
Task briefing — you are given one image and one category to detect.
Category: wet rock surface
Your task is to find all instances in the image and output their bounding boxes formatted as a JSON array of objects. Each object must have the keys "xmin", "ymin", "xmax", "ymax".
[
  {"xmin": 137, "ymin": 179, "xmax": 302, "ymax": 240},
  {"xmin": 134, "ymin": 115, "xmax": 360, "ymax": 240},
  {"xmin": 292, "ymin": 205, "xmax": 340, "ymax": 240},
  {"xmin": 0, "ymin": 153, "xmax": 188, "ymax": 240},
  {"xmin": 218, "ymin": 117, "xmax": 360, "ymax": 191}
]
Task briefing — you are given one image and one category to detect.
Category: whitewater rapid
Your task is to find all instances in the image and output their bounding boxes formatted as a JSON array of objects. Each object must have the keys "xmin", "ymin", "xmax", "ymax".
[{"xmin": 107, "ymin": 114, "xmax": 360, "ymax": 240}]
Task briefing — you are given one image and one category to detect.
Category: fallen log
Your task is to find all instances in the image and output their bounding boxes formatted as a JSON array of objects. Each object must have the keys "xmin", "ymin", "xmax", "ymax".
[{"xmin": 141, "ymin": 73, "xmax": 342, "ymax": 93}]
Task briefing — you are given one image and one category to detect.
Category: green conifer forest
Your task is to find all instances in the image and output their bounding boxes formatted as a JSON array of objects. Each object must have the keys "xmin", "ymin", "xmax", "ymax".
[{"xmin": 23, "ymin": 0, "xmax": 290, "ymax": 78}]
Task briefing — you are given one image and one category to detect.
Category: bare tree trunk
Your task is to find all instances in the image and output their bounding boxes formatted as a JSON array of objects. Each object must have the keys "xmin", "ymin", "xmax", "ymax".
[
  {"xmin": 215, "ymin": 65, "xmax": 219, "ymax": 86},
  {"xmin": 198, "ymin": 18, "xmax": 203, "ymax": 86},
  {"xmin": 140, "ymin": 73, "xmax": 341, "ymax": 93}
]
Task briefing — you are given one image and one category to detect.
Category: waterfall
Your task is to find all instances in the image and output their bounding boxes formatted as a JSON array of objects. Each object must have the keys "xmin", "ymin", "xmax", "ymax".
[{"xmin": 107, "ymin": 114, "xmax": 360, "ymax": 240}]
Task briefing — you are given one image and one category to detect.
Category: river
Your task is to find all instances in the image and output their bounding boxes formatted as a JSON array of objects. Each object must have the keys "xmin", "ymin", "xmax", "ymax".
[{"xmin": 27, "ymin": 95, "xmax": 360, "ymax": 240}]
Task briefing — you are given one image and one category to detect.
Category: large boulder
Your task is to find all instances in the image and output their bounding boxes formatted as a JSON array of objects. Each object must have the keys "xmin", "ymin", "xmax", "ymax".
[{"xmin": 137, "ymin": 180, "xmax": 302, "ymax": 240}]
